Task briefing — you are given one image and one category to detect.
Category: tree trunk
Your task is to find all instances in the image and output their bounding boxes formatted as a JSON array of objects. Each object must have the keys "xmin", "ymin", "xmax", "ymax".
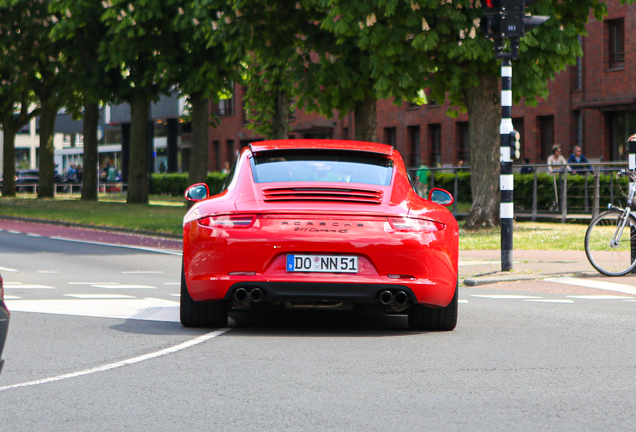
[
  {"xmin": 81, "ymin": 101, "xmax": 99, "ymax": 201},
  {"xmin": 354, "ymin": 93, "xmax": 378, "ymax": 142},
  {"xmin": 126, "ymin": 97, "xmax": 150, "ymax": 204},
  {"xmin": 2, "ymin": 125, "xmax": 16, "ymax": 197},
  {"xmin": 188, "ymin": 93, "xmax": 210, "ymax": 187},
  {"xmin": 37, "ymin": 104, "xmax": 58, "ymax": 198},
  {"xmin": 272, "ymin": 91, "xmax": 290, "ymax": 140},
  {"xmin": 463, "ymin": 73, "xmax": 501, "ymax": 230}
]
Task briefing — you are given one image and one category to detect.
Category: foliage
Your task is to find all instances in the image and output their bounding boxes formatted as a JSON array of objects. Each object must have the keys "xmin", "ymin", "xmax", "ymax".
[{"xmin": 151, "ymin": 172, "xmax": 228, "ymax": 197}]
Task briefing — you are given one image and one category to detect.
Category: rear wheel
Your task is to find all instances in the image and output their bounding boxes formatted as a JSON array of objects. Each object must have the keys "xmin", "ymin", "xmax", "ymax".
[
  {"xmin": 408, "ymin": 283, "xmax": 458, "ymax": 331},
  {"xmin": 180, "ymin": 266, "xmax": 228, "ymax": 328}
]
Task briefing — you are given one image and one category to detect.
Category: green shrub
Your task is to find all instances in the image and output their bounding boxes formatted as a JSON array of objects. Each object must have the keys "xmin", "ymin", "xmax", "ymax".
[{"xmin": 151, "ymin": 172, "xmax": 228, "ymax": 197}]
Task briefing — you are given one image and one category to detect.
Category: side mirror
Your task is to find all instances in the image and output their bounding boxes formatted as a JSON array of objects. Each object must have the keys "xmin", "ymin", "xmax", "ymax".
[
  {"xmin": 428, "ymin": 188, "xmax": 454, "ymax": 207},
  {"xmin": 185, "ymin": 183, "xmax": 210, "ymax": 202}
]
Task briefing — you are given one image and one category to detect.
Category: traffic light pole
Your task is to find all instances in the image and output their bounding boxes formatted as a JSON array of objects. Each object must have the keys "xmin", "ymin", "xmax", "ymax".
[{"xmin": 500, "ymin": 58, "xmax": 514, "ymax": 271}]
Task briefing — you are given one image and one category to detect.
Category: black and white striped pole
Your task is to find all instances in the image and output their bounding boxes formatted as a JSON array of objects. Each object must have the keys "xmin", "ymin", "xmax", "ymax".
[{"xmin": 500, "ymin": 58, "xmax": 514, "ymax": 271}]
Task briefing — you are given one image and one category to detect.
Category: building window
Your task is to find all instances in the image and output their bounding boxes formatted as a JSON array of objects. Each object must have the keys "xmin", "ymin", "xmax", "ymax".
[
  {"xmin": 457, "ymin": 122, "xmax": 470, "ymax": 165},
  {"xmin": 241, "ymin": 87, "xmax": 248, "ymax": 124},
  {"xmin": 539, "ymin": 116, "xmax": 554, "ymax": 160},
  {"xmin": 384, "ymin": 127, "xmax": 396, "ymax": 148},
  {"xmin": 407, "ymin": 126, "xmax": 421, "ymax": 168},
  {"xmin": 408, "ymin": 102, "xmax": 421, "ymax": 110},
  {"xmin": 429, "ymin": 124, "xmax": 441, "ymax": 167},
  {"xmin": 226, "ymin": 140, "xmax": 234, "ymax": 167},
  {"xmin": 219, "ymin": 84, "xmax": 235, "ymax": 116},
  {"xmin": 608, "ymin": 19, "xmax": 625, "ymax": 68},
  {"xmin": 213, "ymin": 141, "xmax": 221, "ymax": 172},
  {"xmin": 343, "ymin": 127, "xmax": 349, "ymax": 140},
  {"xmin": 609, "ymin": 110, "xmax": 636, "ymax": 161}
]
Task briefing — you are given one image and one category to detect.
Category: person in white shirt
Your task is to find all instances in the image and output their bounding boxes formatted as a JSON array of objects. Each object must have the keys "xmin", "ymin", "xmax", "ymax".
[{"xmin": 547, "ymin": 144, "xmax": 571, "ymax": 173}]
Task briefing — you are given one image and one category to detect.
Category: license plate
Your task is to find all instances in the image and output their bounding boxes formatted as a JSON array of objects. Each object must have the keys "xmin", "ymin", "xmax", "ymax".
[{"xmin": 286, "ymin": 255, "xmax": 358, "ymax": 273}]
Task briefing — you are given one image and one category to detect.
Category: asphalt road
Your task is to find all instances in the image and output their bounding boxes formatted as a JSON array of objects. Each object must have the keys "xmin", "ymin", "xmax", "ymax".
[{"xmin": 1, "ymin": 229, "xmax": 636, "ymax": 431}]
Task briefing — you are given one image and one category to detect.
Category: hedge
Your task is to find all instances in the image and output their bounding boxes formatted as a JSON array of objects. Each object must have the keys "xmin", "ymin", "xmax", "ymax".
[
  {"xmin": 151, "ymin": 172, "xmax": 228, "ymax": 197},
  {"xmin": 429, "ymin": 171, "xmax": 629, "ymax": 212}
]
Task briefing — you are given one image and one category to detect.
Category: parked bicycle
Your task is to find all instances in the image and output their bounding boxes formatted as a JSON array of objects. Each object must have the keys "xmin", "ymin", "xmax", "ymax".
[{"xmin": 585, "ymin": 169, "xmax": 636, "ymax": 276}]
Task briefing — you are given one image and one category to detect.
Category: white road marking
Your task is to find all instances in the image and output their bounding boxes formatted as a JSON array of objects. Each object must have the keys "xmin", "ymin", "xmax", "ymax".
[
  {"xmin": 5, "ymin": 297, "xmax": 179, "ymax": 321},
  {"xmin": 122, "ymin": 271, "xmax": 164, "ymax": 274},
  {"xmin": 164, "ymin": 282, "xmax": 180, "ymax": 285},
  {"xmin": 458, "ymin": 261, "xmax": 500, "ymax": 267},
  {"xmin": 26, "ymin": 233, "xmax": 42, "ymax": 238},
  {"xmin": 37, "ymin": 271, "xmax": 58, "ymax": 274},
  {"xmin": 4, "ymin": 295, "xmax": 21, "ymax": 300},
  {"xmin": 471, "ymin": 295, "xmax": 542, "ymax": 299},
  {"xmin": 51, "ymin": 237, "xmax": 182, "ymax": 256},
  {"xmin": 545, "ymin": 277, "xmax": 636, "ymax": 296},
  {"xmin": 566, "ymin": 295, "xmax": 634, "ymax": 300},
  {"xmin": 4, "ymin": 285, "xmax": 55, "ymax": 289},
  {"xmin": 64, "ymin": 294, "xmax": 136, "ymax": 299},
  {"xmin": 6, "ymin": 231, "xmax": 21, "ymax": 234},
  {"xmin": 68, "ymin": 282, "xmax": 119, "ymax": 285},
  {"xmin": 458, "ymin": 299, "xmax": 468, "ymax": 304},
  {"xmin": 91, "ymin": 284, "xmax": 156, "ymax": 289},
  {"xmin": 0, "ymin": 328, "xmax": 229, "ymax": 392},
  {"xmin": 0, "ymin": 266, "xmax": 18, "ymax": 273},
  {"xmin": 68, "ymin": 282, "xmax": 120, "ymax": 285},
  {"xmin": 524, "ymin": 299, "xmax": 574, "ymax": 303},
  {"xmin": 170, "ymin": 294, "xmax": 181, "ymax": 297}
]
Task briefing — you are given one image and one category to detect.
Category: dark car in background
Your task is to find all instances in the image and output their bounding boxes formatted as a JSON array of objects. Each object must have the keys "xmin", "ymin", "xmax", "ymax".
[{"xmin": 0, "ymin": 274, "xmax": 10, "ymax": 374}]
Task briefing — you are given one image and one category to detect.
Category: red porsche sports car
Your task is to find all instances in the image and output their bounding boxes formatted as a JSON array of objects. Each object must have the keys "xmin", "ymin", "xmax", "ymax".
[{"xmin": 182, "ymin": 140, "xmax": 459, "ymax": 331}]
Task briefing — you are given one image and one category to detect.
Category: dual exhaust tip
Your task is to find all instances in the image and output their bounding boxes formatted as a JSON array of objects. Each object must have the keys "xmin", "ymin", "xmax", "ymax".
[
  {"xmin": 233, "ymin": 287, "xmax": 264, "ymax": 305},
  {"xmin": 380, "ymin": 290, "xmax": 410, "ymax": 311}
]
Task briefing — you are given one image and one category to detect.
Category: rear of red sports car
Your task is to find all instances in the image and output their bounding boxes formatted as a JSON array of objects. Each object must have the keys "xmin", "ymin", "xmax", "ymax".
[{"xmin": 182, "ymin": 140, "xmax": 459, "ymax": 330}]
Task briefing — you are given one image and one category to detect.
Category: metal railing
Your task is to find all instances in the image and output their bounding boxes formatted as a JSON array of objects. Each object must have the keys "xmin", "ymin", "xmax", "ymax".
[
  {"xmin": 6, "ymin": 182, "xmax": 128, "ymax": 195},
  {"xmin": 407, "ymin": 162, "xmax": 629, "ymax": 221}
]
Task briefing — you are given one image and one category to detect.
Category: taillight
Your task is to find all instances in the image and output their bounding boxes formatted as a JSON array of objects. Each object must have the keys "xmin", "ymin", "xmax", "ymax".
[
  {"xmin": 388, "ymin": 217, "xmax": 444, "ymax": 232},
  {"xmin": 198, "ymin": 215, "xmax": 256, "ymax": 228}
]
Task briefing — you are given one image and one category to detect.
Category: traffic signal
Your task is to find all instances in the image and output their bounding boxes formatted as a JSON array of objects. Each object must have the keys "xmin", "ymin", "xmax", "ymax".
[{"xmin": 481, "ymin": 0, "xmax": 549, "ymax": 40}]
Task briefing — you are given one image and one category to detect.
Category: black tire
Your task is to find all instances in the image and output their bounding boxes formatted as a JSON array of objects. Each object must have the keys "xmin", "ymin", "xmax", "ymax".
[
  {"xmin": 180, "ymin": 266, "xmax": 228, "ymax": 328},
  {"xmin": 585, "ymin": 210, "xmax": 636, "ymax": 276},
  {"xmin": 408, "ymin": 283, "xmax": 458, "ymax": 331}
]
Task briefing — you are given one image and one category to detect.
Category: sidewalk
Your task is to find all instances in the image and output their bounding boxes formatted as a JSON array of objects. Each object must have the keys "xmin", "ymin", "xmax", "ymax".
[{"xmin": 460, "ymin": 250, "xmax": 598, "ymax": 286}]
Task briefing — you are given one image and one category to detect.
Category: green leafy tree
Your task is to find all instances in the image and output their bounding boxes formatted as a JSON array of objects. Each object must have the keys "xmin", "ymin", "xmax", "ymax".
[
  {"xmin": 321, "ymin": 0, "xmax": 633, "ymax": 228},
  {"xmin": 100, "ymin": 0, "xmax": 182, "ymax": 204},
  {"xmin": 51, "ymin": 0, "xmax": 128, "ymax": 201},
  {"xmin": 172, "ymin": 2, "xmax": 242, "ymax": 186},
  {"xmin": 0, "ymin": 1, "xmax": 40, "ymax": 196}
]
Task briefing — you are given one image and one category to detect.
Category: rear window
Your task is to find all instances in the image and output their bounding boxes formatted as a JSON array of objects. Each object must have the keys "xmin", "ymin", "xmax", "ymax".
[{"xmin": 250, "ymin": 151, "xmax": 393, "ymax": 186}]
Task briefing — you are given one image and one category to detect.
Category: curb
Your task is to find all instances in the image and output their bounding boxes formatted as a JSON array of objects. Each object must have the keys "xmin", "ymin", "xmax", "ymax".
[
  {"xmin": 0, "ymin": 215, "xmax": 181, "ymax": 240},
  {"xmin": 463, "ymin": 276, "xmax": 544, "ymax": 286}
]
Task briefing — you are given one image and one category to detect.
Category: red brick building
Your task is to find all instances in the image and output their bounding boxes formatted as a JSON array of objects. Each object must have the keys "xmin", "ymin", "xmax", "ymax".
[{"xmin": 208, "ymin": 2, "xmax": 635, "ymax": 171}]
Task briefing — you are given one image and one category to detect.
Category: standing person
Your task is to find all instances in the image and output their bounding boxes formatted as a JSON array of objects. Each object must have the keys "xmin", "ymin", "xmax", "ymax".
[
  {"xmin": 75, "ymin": 165, "xmax": 83, "ymax": 183},
  {"xmin": 67, "ymin": 164, "xmax": 76, "ymax": 182},
  {"xmin": 415, "ymin": 163, "xmax": 430, "ymax": 198},
  {"xmin": 567, "ymin": 146, "xmax": 591, "ymax": 174},
  {"xmin": 547, "ymin": 144, "xmax": 570, "ymax": 173},
  {"xmin": 547, "ymin": 144, "xmax": 570, "ymax": 211}
]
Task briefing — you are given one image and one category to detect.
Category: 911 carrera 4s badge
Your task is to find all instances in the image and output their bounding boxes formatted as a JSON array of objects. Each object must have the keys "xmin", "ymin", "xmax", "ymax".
[{"xmin": 286, "ymin": 255, "xmax": 358, "ymax": 273}]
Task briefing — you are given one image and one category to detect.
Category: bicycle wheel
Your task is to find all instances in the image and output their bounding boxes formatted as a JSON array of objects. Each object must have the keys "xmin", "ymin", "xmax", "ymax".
[{"xmin": 585, "ymin": 210, "xmax": 636, "ymax": 276}]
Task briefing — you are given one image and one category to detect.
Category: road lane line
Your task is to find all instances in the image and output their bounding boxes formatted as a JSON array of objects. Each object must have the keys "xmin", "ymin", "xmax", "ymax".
[
  {"xmin": 0, "ymin": 329, "xmax": 230, "ymax": 392},
  {"xmin": 64, "ymin": 294, "xmax": 136, "ymax": 299},
  {"xmin": 26, "ymin": 234, "xmax": 42, "ymax": 238},
  {"xmin": 68, "ymin": 282, "xmax": 120, "ymax": 285},
  {"xmin": 122, "ymin": 271, "xmax": 164, "ymax": 274},
  {"xmin": 471, "ymin": 295, "xmax": 542, "ymax": 299},
  {"xmin": 37, "ymin": 271, "xmax": 58, "ymax": 274},
  {"xmin": 0, "ymin": 266, "xmax": 18, "ymax": 272},
  {"xmin": 524, "ymin": 299, "xmax": 574, "ymax": 303},
  {"xmin": 50, "ymin": 237, "xmax": 182, "ymax": 256},
  {"xmin": 91, "ymin": 284, "xmax": 156, "ymax": 289},
  {"xmin": 544, "ymin": 277, "xmax": 636, "ymax": 296},
  {"xmin": 566, "ymin": 295, "xmax": 634, "ymax": 300},
  {"xmin": 4, "ymin": 285, "xmax": 55, "ymax": 289}
]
